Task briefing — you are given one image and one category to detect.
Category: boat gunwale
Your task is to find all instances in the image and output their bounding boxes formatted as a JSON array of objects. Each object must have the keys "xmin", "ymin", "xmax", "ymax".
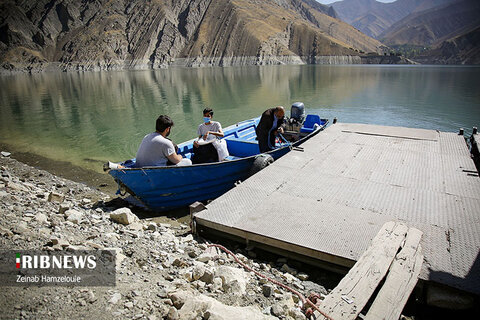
[{"xmin": 109, "ymin": 119, "xmax": 328, "ymax": 173}]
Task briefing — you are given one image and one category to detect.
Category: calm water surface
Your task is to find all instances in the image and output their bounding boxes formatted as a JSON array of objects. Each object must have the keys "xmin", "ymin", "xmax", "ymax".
[{"xmin": 1, "ymin": 65, "xmax": 479, "ymax": 173}]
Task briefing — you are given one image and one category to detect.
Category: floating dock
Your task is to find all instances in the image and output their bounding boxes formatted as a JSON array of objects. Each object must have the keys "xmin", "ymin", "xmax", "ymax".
[{"xmin": 194, "ymin": 123, "xmax": 480, "ymax": 296}]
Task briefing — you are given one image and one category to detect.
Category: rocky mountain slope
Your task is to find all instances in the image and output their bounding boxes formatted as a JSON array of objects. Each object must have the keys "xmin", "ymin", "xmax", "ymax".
[
  {"xmin": 0, "ymin": 0, "xmax": 386, "ymax": 73},
  {"xmin": 415, "ymin": 25, "xmax": 480, "ymax": 65},
  {"xmin": 330, "ymin": 0, "xmax": 453, "ymax": 38},
  {"xmin": 380, "ymin": 0, "xmax": 480, "ymax": 46}
]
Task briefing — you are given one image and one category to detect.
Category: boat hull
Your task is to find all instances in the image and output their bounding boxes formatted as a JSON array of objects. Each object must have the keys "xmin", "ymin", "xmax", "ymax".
[{"xmin": 109, "ymin": 117, "xmax": 327, "ymax": 211}]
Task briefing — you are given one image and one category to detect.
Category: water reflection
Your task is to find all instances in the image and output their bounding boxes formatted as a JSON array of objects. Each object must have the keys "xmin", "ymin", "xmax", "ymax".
[{"xmin": 0, "ymin": 65, "xmax": 479, "ymax": 172}]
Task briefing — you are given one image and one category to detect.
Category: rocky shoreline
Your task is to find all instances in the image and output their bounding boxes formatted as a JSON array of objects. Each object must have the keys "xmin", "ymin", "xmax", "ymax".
[
  {"xmin": 0, "ymin": 153, "xmax": 335, "ymax": 320},
  {"xmin": 0, "ymin": 54, "xmax": 416, "ymax": 75}
]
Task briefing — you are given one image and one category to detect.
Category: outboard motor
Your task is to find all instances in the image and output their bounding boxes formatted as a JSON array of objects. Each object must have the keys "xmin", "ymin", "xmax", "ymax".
[
  {"xmin": 287, "ymin": 102, "xmax": 305, "ymax": 132},
  {"xmin": 290, "ymin": 102, "xmax": 305, "ymax": 123}
]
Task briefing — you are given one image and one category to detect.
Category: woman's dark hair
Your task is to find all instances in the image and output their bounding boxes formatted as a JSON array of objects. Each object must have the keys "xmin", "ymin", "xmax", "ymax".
[
  {"xmin": 156, "ymin": 115, "xmax": 174, "ymax": 132},
  {"xmin": 203, "ymin": 108, "xmax": 213, "ymax": 116}
]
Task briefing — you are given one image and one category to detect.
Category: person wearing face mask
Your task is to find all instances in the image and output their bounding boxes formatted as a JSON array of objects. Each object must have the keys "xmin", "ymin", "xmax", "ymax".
[
  {"xmin": 192, "ymin": 108, "xmax": 224, "ymax": 164},
  {"xmin": 135, "ymin": 115, "xmax": 192, "ymax": 167},
  {"xmin": 255, "ymin": 106, "xmax": 286, "ymax": 153}
]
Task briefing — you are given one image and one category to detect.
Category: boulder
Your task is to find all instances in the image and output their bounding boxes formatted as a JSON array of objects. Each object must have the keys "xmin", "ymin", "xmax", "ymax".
[
  {"xmin": 215, "ymin": 266, "xmax": 250, "ymax": 295},
  {"xmin": 110, "ymin": 208, "xmax": 138, "ymax": 225},
  {"xmin": 168, "ymin": 290, "xmax": 276, "ymax": 320}
]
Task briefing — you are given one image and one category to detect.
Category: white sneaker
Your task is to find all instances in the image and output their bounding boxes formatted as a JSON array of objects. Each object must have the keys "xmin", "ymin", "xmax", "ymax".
[{"xmin": 103, "ymin": 161, "xmax": 122, "ymax": 171}]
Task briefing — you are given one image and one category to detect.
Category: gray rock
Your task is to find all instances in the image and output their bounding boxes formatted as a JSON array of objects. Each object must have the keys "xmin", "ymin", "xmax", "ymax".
[
  {"xmin": 66, "ymin": 210, "xmax": 83, "ymax": 224},
  {"xmin": 271, "ymin": 304, "xmax": 284, "ymax": 317},
  {"xmin": 262, "ymin": 306, "xmax": 272, "ymax": 315},
  {"xmin": 109, "ymin": 292, "xmax": 122, "ymax": 305},
  {"xmin": 0, "ymin": 226, "xmax": 13, "ymax": 237},
  {"xmin": 48, "ymin": 192, "xmax": 64, "ymax": 203},
  {"xmin": 199, "ymin": 268, "xmax": 214, "ymax": 284},
  {"xmin": 172, "ymin": 258, "xmax": 187, "ymax": 268},
  {"xmin": 271, "ymin": 294, "xmax": 295, "ymax": 317},
  {"xmin": 289, "ymin": 308, "xmax": 307, "ymax": 320},
  {"xmin": 146, "ymin": 222, "xmax": 157, "ymax": 231},
  {"xmin": 7, "ymin": 182, "xmax": 28, "ymax": 192},
  {"xmin": 157, "ymin": 288, "xmax": 168, "ymax": 299},
  {"xmin": 58, "ymin": 203, "xmax": 71, "ymax": 214},
  {"xmin": 49, "ymin": 214, "xmax": 64, "ymax": 227},
  {"xmin": 262, "ymin": 284, "xmax": 274, "ymax": 297},
  {"xmin": 166, "ymin": 307, "xmax": 179, "ymax": 320},
  {"xmin": 197, "ymin": 247, "xmax": 218, "ymax": 263},
  {"xmin": 35, "ymin": 213, "xmax": 48, "ymax": 224},
  {"xmin": 215, "ymin": 266, "xmax": 250, "ymax": 295},
  {"xmin": 64, "ymin": 208, "xmax": 80, "ymax": 217},
  {"xmin": 110, "ymin": 208, "xmax": 138, "ymax": 225},
  {"xmin": 281, "ymin": 263, "xmax": 297, "ymax": 275},
  {"xmin": 297, "ymin": 272, "xmax": 309, "ymax": 281},
  {"xmin": 192, "ymin": 264, "xmax": 205, "ymax": 281},
  {"xmin": 13, "ymin": 221, "xmax": 29, "ymax": 234},
  {"xmin": 185, "ymin": 246, "xmax": 198, "ymax": 258},
  {"xmin": 303, "ymin": 281, "xmax": 328, "ymax": 296},
  {"xmin": 1, "ymin": 151, "xmax": 11, "ymax": 157}
]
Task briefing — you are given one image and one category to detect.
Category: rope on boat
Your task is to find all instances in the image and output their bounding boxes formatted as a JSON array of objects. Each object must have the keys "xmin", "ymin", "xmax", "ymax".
[
  {"xmin": 207, "ymin": 244, "xmax": 334, "ymax": 320},
  {"xmin": 278, "ymin": 132, "xmax": 293, "ymax": 150}
]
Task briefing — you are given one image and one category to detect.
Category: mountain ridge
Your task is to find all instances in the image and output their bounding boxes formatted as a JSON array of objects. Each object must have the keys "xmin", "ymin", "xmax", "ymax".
[
  {"xmin": 330, "ymin": 0, "xmax": 453, "ymax": 38},
  {"xmin": 380, "ymin": 0, "xmax": 480, "ymax": 46},
  {"xmin": 0, "ymin": 0, "xmax": 387, "ymax": 73}
]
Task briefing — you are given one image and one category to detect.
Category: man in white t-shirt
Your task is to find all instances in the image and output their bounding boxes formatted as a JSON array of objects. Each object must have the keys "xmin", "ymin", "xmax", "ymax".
[
  {"xmin": 135, "ymin": 115, "xmax": 192, "ymax": 167},
  {"xmin": 192, "ymin": 108, "xmax": 224, "ymax": 164}
]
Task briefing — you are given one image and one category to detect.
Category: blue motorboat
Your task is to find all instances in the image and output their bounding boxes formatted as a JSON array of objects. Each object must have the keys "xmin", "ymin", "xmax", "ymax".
[{"xmin": 107, "ymin": 104, "xmax": 328, "ymax": 211}]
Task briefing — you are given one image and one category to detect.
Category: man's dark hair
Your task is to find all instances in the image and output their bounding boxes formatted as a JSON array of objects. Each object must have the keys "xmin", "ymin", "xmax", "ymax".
[
  {"xmin": 203, "ymin": 108, "xmax": 213, "ymax": 116},
  {"xmin": 156, "ymin": 115, "xmax": 174, "ymax": 132}
]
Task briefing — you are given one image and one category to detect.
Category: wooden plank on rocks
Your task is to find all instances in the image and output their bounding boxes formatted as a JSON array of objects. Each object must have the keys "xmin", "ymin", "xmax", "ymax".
[
  {"xmin": 364, "ymin": 228, "xmax": 423, "ymax": 320},
  {"xmin": 314, "ymin": 221, "xmax": 408, "ymax": 320}
]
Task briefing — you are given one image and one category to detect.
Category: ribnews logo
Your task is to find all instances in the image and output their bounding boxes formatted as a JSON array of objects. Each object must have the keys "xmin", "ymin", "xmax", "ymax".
[
  {"xmin": 1, "ymin": 250, "xmax": 116, "ymax": 287},
  {"xmin": 15, "ymin": 252, "xmax": 97, "ymax": 269}
]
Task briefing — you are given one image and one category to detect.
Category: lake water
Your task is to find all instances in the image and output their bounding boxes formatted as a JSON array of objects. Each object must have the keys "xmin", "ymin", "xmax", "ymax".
[{"xmin": 1, "ymin": 65, "xmax": 479, "ymax": 173}]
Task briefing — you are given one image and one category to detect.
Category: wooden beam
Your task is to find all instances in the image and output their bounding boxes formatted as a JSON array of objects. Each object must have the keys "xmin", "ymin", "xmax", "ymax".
[
  {"xmin": 314, "ymin": 221, "xmax": 408, "ymax": 320},
  {"xmin": 364, "ymin": 228, "xmax": 423, "ymax": 320}
]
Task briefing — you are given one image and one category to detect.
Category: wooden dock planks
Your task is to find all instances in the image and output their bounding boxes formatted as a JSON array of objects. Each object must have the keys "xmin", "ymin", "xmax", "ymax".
[
  {"xmin": 365, "ymin": 228, "xmax": 423, "ymax": 320},
  {"xmin": 314, "ymin": 222, "xmax": 423, "ymax": 320}
]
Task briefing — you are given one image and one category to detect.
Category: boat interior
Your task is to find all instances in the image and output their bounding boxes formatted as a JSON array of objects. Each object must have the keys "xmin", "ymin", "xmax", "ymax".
[{"xmin": 178, "ymin": 114, "xmax": 326, "ymax": 161}]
